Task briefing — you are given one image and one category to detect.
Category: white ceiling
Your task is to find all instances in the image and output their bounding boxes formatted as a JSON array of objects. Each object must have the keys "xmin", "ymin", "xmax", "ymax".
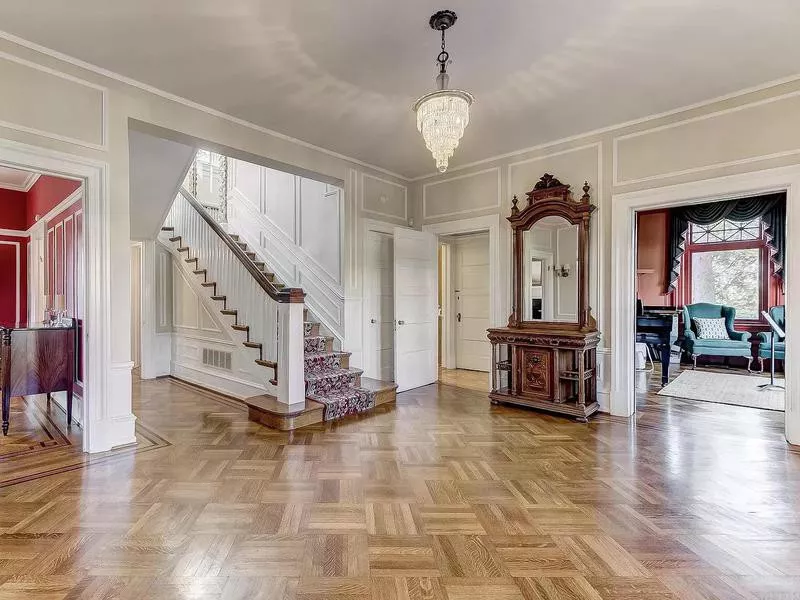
[
  {"xmin": 0, "ymin": 166, "xmax": 39, "ymax": 192},
  {"xmin": 1, "ymin": 0, "xmax": 799, "ymax": 178}
]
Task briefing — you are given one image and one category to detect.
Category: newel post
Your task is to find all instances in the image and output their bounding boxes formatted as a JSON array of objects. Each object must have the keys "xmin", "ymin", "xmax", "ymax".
[{"xmin": 277, "ymin": 302, "xmax": 306, "ymax": 406}]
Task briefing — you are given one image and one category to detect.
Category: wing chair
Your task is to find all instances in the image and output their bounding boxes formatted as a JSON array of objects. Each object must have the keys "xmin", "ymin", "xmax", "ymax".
[
  {"xmin": 682, "ymin": 303, "xmax": 753, "ymax": 371},
  {"xmin": 757, "ymin": 305, "xmax": 785, "ymax": 372}
]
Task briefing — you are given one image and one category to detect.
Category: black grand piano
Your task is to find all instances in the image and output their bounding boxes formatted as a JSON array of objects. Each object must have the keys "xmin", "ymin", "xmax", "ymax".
[{"xmin": 636, "ymin": 304, "xmax": 679, "ymax": 387}]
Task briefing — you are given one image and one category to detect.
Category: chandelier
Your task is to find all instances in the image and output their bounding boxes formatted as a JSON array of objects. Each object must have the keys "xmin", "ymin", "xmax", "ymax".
[{"xmin": 413, "ymin": 10, "xmax": 474, "ymax": 173}]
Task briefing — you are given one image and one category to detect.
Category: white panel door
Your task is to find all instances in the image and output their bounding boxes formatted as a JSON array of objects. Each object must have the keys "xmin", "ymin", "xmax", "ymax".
[
  {"xmin": 454, "ymin": 235, "xmax": 490, "ymax": 371},
  {"xmin": 365, "ymin": 230, "xmax": 395, "ymax": 382},
  {"xmin": 394, "ymin": 228, "xmax": 438, "ymax": 392}
]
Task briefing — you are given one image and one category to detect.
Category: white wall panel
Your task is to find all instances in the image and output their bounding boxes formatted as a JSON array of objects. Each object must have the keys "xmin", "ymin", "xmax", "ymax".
[
  {"xmin": 265, "ymin": 167, "xmax": 297, "ymax": 241},
  {"xmin": 423, "ymin": 168, "xmax": 500, "ymax": 219},
  {"xmin": 362, "ymin": 174, "xmax": 407, "ymax": 221},
  {"xmin": 615, "ymin": 92, "xmax": 800, "ymax": 184},
  {"xmin": 0, "ymin": 54, "xmax": 105, "ymax": 148}
]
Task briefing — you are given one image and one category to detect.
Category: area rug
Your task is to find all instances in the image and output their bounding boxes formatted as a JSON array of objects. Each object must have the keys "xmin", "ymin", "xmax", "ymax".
[{"xmin": 657, "ymin": 370, "xmax": 785, "ymax": 411}]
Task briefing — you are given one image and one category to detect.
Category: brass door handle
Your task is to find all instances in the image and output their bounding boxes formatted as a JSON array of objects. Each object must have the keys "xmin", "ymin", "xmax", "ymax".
[{"xmin": 397, "ymin": 320, "xmax": 405, "ymax": 325}]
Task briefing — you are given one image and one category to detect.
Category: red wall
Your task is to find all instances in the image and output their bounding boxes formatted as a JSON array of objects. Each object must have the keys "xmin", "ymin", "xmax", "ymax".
[
  {"xmin": 0, "ymin": 189, "xmax": 27, "ymax": 231},
  {"xmin": 0, "ymin": 174, "xmax": 80, "ymax": 327},
  {"xmin": 0, "ymin": 235, "xmax": 27, "ymax": 327},
  {"xmin": 636, "ymin": 209, "xmax": 674, "ymax": 306},
  {"xmin": 26, "ymin": 175, "xmax": 81, "ymax": 230}
]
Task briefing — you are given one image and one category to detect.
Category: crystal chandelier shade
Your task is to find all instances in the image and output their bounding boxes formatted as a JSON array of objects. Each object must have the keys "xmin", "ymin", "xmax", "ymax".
[
  {"xmin": 413, "ymin": 10, "xmax": 473, "ymax": 173},
  {"xmin": 414, "ymin": 90, "xmax": 473, "ymax": 173}
]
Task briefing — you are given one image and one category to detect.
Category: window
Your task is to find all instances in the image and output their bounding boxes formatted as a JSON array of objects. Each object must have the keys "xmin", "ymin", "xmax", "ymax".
[
  {"xmin": 685, "ymin": 218, "xmax": 770, "ymax": 321},
  {"xmin": 690, "ymin": 218, "xmax": 761, "ymax": 243},
  {"xmin": 691, "ymin": 248, "xmax": 760, "ymax": 319}
]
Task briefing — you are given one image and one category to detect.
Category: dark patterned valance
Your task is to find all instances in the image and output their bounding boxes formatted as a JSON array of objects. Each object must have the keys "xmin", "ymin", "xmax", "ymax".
[{"xmin": 667, "ymin": 192, "xmax": 786, "ymax": 291}]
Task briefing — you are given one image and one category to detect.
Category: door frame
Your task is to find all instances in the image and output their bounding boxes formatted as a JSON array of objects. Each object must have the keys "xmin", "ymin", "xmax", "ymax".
[
  {"xmin": 611, "ymin": 165, "xmax": 800, "ymax": 446},
  {"xmin": 0, "ymin": 138, "xmax": 131, "ymax": 453},
  {"xmin": 423, "ymin": 214, "xmax": 504, "ymax": 332},
  {"xmin": 441, "ymin": 232, "xmax": 492, "ymax": 371}
]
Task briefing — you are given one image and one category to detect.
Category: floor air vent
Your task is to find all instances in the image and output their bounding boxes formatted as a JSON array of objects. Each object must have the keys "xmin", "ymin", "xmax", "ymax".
[{"xmin": 202, "ymin": 348, "xmax": 232, "ymax": 370}]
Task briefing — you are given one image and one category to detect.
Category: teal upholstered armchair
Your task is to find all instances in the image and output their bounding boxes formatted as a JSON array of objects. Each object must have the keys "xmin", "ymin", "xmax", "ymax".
[
  {"xmin": 682, "ymin": 303, "xmax": 753, "ymax": 371},
  {"xmin": 757, "ymin": 305, "xmax": 785, "ymax": 372}
]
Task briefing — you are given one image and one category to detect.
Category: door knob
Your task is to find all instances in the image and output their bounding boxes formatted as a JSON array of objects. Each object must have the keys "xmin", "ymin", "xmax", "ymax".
[
  {"xmin": 397, "ymin": 320, "xmax": 406, "ymax": 325},
  {"xmin": 457, "ymin": 313, "xmax": 462, "ymax": 323},
  {"xmin": 370, "ymin": 318, "xmax": 377, "ymax": 324}
]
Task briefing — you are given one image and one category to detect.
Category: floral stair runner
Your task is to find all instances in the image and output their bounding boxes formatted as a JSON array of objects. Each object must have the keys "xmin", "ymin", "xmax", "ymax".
[{"xmin": 304, "ymin": 321, "xmax": 375, "ymax": 421}]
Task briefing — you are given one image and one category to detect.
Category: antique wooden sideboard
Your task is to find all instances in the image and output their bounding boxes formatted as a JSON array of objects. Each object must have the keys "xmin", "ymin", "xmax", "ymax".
[
  {"xmin": 488, "ymin": 174, "xmax": 600, "ymax": 421},
  {"xmin": 0, "ymin": 324, "xmax": 76, "ymax": 435}
]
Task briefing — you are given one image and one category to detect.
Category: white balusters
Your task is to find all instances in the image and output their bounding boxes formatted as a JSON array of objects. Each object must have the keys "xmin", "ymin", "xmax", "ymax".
[{"xmin": 166, "ymin": 192, "xmax": 300, "ymax": 400}]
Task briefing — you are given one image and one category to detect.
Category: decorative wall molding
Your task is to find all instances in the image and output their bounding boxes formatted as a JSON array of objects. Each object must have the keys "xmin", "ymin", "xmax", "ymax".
[
  {"xmin": 0, "ymin": 228, "xmax": 27, "ymax": 237},
  {"xmin": 422, "ymin": 167, "xmax": 501, "ymax": 220},
  {"xmin": 0, "ymin": 50, "xmax": 107, "ymax": 151},
  {"xmin": 360, "ymin": 172, "xmax": 408, "ymax": 221},
  {"xmin": 228, "ymin": 177, "xmax": 346, "ymax": 340},
  {"xmin": 612, "ymin": 89, "xmax": 800, "ymax": 186},
  {"xmin": 0, "ymin": 239, "xmax": 20, "ymax": 324}
]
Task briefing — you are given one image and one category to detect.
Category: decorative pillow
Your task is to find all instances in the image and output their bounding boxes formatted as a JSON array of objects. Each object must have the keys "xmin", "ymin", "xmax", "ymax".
[{"xmin": 693, "ymin": 317, "xmax": 729, "ymax": 340}]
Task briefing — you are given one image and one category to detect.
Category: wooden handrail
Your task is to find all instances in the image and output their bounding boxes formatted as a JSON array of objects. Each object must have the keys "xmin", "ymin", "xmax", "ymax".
[{"xmin": 178, "ymin": 188, "xmax": 305, "ymax": 303}]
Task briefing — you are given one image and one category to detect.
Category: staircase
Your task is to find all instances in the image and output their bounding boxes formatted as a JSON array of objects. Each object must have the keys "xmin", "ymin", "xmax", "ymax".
[
  {"xmin": 163, "ymin": 188, "xmax": 396, "ymax": 430},
  {"xmin": 303, "ymin": 319, "xmax": 375, "ymax": 420}
]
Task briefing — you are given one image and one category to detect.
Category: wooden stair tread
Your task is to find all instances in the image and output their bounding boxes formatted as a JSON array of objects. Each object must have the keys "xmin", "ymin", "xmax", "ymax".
[
  {"xmin": 359, "ymin": 377, "xmax": 398, "ymax": 393},
  {"xmin": 161, "ymin": 226, "xmax": 174, "ymax": 231},
  {"xmin": 360, "ymin": 377, "xmax": 398, "ymax": 407},
  {"xmin": 220, "ymin": 309, "xmax": 237, "ymax": 315},
  {"xmin": 243, "ymin": 341, "xmax": 262, "ymax": 348},
  {"xmin": 168, "ymin": 236, "xmax": 181, "ymax": 242},
  {"xmin": 255, "ymin": 359, "xmax": 277, "ymax": 368},
  {"xmin": 201, "ymin": 282, "xmax": 216, "ymax": 287},
  {"xmin": 211, "ymin": 296, "xmax": 226, "ymax": 301},
  {"xmin": 245, "ymin": 394, "xmax": 323, "ymax": 416},
  {"xmin": 231, "ymin": 324, "xmax": 249, "ymax": 331}
]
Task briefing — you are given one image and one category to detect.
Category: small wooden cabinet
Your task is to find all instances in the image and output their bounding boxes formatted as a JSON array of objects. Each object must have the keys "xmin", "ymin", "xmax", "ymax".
[
  {"xmin": 488, "ymin": 174, "xmax": 599, "ymax": 421},
  {"xmin": 489, "ymin": 329, "xmax": 600, "ymax": 420}
]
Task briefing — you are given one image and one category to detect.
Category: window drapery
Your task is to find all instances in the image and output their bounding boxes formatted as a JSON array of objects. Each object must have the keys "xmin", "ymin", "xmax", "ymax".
[{"xmin": 666, "ymin": 193, "xmax": 785, "ymax": 291}]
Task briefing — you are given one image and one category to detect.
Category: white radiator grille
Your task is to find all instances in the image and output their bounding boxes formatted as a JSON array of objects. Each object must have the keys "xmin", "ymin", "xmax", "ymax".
[{"xmin": 202, "ymin": 348, "xmax": 232, "ymax": 370}]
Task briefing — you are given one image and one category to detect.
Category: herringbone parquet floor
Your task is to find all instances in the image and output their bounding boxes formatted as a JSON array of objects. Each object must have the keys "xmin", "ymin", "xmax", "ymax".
[{"xmin": 0, "ymin": 370, "xmax": 799, "ymax": 599}]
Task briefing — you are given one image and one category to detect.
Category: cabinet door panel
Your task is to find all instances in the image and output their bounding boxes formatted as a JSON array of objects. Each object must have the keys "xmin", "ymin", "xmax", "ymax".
[{"xmin": 519, "ymin": 347, "xmax": 552, "ymax": 398}]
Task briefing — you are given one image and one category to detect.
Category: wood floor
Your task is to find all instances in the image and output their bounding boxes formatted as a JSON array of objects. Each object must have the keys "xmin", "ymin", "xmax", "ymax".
[{"xmin": 0, "ymin": 371, "xmax": 798, "ymax": 599}]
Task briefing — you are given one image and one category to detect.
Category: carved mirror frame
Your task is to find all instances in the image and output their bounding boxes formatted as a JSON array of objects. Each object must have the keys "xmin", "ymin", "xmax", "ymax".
[{"xmin": 508, "ymin": 174, "xmax": 596, "ymax": 332}]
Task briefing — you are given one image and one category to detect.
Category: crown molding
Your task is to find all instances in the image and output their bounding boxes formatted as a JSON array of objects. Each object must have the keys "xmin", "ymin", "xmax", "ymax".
[{"xmin": 0, "ymin": 170, "xmax": 39, "ymax": 192}]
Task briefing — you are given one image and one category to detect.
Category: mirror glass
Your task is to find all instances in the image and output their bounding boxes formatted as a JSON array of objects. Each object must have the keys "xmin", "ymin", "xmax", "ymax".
[{"xmin": 522, "ymin": 216, "xmax": 579, "ymax": 323}]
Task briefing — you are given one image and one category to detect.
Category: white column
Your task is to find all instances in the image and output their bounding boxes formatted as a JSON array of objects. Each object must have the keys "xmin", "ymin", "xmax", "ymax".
[{"xmin": 277, "ymin": 302, "xmax": 306, "ymax": 406}]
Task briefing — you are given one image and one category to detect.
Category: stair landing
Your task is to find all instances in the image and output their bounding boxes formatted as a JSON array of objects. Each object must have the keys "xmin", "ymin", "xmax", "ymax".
[{"xmin": 245, "ymin": 377, "xmax": 396, "ymax": 431}]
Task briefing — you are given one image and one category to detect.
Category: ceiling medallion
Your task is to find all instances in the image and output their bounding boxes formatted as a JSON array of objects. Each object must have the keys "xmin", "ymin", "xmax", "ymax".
[{"xmin": 412, "ymin": 10, "xmax": 474, "ymax": 173}]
